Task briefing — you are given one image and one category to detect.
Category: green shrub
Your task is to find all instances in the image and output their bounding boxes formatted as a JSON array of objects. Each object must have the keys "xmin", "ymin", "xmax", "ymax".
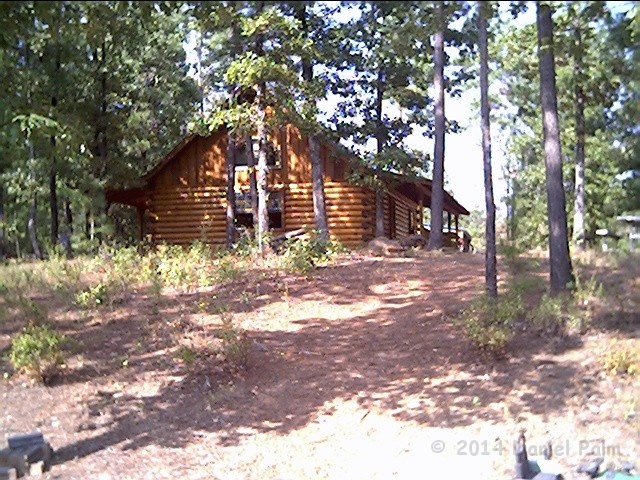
[
  {"xmin": 110, "ymin": 246, "xmax": 140, "ymax": 286},
  {"xmin": 508, "ymin": 275, "xmax": 546, "ymax": 296},
  {"xmin": 75, "ymin": 282, "xmax": 109, "ymax": 308},
  {"xmin": 155, "ymin": 244, "xmax": 191, "ymax": 288},
  {"xmin": 153, "ymin": 242, "xmax": 215, "ymax": 290},
  {"xmin": 174, "ymin": 346, "xmax": 197, "ymax": 367},
  {"xmin": 458, "ymin": 292, "xmax": 524, "ymax": 357},
  {"xmin": 15, "ymin": 296, "xmax": 48, "ymax": 325},
  {"xmin": 282, "ymin": 233, "xmax": 342, "ymax": 275},
  {"xmin": 529, "ymin": 293, "xmax": 586, "ymax": 335},
  {"xmin": 9, "ymin": 325, "xmax": 66, "ymax": 383},
  {"xmin": 214, "ymin": 256, "xmax": 238, "ymax": 283},
  {"xmin": 601, "ymin": 347, "xmax": 638, "ymax": 376},
  {"xmin": 213, "ymin": 310, "xmax": 249, "ymax": 370},
  {"xmin": 231, "ymin": 228, "xmax": 261, "ymax": 257},
  {"xmin": 44, "ymin": 257, "xmax": 84, "ymax": 298},
  {"xmin": 572, "ymin": 274, "xmax": 604, "ymax": 307}
]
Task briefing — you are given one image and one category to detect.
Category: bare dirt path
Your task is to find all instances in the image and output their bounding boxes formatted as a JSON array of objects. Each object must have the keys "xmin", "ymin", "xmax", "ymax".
[{"xmin": 1, "ymin": 252, "xmax": 638, "ymax": 479}]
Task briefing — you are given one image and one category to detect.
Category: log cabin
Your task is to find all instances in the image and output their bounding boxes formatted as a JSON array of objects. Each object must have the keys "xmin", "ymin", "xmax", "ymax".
[{"xmin": 105, "ymin": 124, "xmax": 469, "ymax": 248}]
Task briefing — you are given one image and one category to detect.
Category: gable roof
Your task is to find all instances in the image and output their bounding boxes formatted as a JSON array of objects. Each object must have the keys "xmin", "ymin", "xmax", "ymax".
[
  {"xmin": 141, "ymin": 133, "xmax": 198, "ymax": 183},
  {"xmin": 108, "ymin": 127, "xmax": 469, "ymax": 216}
]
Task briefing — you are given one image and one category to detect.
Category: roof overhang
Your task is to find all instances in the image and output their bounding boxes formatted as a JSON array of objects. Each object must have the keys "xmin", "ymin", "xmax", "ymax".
[
  {"xmin": 382, "ymin": 172, "xmax": 469, "ymax": 215},
  {"xmin": 105, "ymin": 187, "xmax": 149, "ymax": 210}
]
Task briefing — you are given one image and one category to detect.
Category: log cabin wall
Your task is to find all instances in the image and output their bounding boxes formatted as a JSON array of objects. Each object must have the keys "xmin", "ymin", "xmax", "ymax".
[
  {"xmin": 382, "ymin": 192, "xmax": 417, "ymax": 239},
  {"xmin": 389, "ymin": 192, "xmax": 417, "ymax": 238},
  {"xmin": 284, "ymin": 183, "xmax": 375, "ymax": 246},
  {"xmin": 147, "ymin": 186, "xmax": 227, "ymax": 245},
  {"xmin": 143, "ymin": 125, "xmax": 380, "ymax": 246}
]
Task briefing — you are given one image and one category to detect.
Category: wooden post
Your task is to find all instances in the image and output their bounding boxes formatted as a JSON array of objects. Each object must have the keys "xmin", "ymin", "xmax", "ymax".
[
  {"xmin": 418, "ymin": 199, "xmax": 424, "ymax": 235},
  {"xmin": 455, "ymin": 215, "xmax": 459, "ymax": 234},
  {"xmin": 447, "ymin": 211, "xmax": 452, "ymax": 232}
]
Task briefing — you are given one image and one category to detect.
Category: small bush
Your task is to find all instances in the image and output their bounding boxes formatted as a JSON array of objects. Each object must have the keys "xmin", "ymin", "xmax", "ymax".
[
  {"xmin": 9, "ymin": 324, "xmax": 66, "ymax": 383},
  {"xmin": 458, "ymin": 292, "xmax": 524, "ymax": 357},
  {"xmin": 509, "ymin": 275, "xmax": 546, "ymax": 296},
  {"xmin": 75, "ymin": 282, "xmax": 109, "ymax": 308},
  {"xmin": 174, "ymin": 346, "xmax": 197, "ymax": 367},
  {"xmin": 601, "ymin": 347, "xmax": 638, "ymax": 376},
  {"xmin": 43, "ymin": 256, "xmax": 84, "ymax": 297},
  {"xmin": 572, "ymin": 274, "xmax": 604, "ymax": 308},
  {"xmin": 216, "ymin": 256, "xmax": 239, "ymax": 284},
  {"xmin": 282, "ymin": 233, "xmax": 342, "ymax": 275},
  {"xmin": 529, "ymin": 293, "xmax": 586, "ymax": 335},
  {"xmin": 110, "ymin": 246, "xmax": 141, "ymax": 286},
  {"xmin": 154, "ymin": 242, "xmax": 215, "ymax": 290},
  {"xmin": 529, "ymin": 293, "xmax": 565, "ymax": 333},
  {"xmin": 213, "ymin": 310, "xmax": 249, "ymax": 370},
  {"xmin": 14, "ymin": 296, "xmax": 47, "ymax": 325},
  {"xmin": 231, "ymin": 228, "xmax": 261, "ymax": 257}
]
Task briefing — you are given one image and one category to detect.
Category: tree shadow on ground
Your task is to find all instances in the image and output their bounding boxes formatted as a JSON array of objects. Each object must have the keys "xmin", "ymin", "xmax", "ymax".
[{"xmin": 48, "ymin": 253, "xmax": 596, "ymax": 465}]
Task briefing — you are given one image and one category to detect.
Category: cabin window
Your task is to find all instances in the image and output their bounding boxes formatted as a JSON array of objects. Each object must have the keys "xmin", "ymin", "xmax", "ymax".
[
  {"xmin": 234, "ymin": 190, "xmax": 283, "ymax": 229},
  {"xmin": 235, "ymin": 137, "xmax": 281, "ymax": 168}
]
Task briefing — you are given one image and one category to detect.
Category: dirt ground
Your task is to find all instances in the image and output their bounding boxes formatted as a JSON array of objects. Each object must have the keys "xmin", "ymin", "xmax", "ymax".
[{"xmin": 1, "ymin": 250, "xmax": 638, "ymax": 479}]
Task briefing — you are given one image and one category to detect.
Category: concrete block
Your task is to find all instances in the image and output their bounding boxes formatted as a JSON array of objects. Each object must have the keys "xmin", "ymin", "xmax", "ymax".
[
  {"xmin": 7, "ymin": 432, "xmax": 44, "ymax": 450},
  {"xmin": 0, "ymin": 450, "xmax": 26, "ymax": 477},
  {"xmin": 0, "ymin": 467, "xmax": 16, "ymax": 480},
  {"xmin": 0, "ymin": 448, "xmax": 10, "ymax": 464}
]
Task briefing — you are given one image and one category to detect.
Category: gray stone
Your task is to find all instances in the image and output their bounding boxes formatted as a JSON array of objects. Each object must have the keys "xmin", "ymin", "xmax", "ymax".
[
  {"xmin": 7, "ymin": 432, "xmax": 43, "ymax": 450},
  {"xmin": 0, "ymin": 466, "xmax": 17, "ymax": 480},
  {"xmin": 398, "ymin": 234, "xmax": 426, "ymax": 249},
  {"xmin": 367, "ymin": 237, "xmax": 404, "ymax": 256}
]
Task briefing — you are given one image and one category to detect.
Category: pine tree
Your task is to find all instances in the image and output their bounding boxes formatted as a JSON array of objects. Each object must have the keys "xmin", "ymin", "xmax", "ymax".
[
  {"xmin": 427, "ymin": 1, "xmax": 446, "ymax": 250},
  {"xmin": 478, "ymin": 1, "xmax": 497, "ymax": 298},
  {"xmin": 536, "ymin": 3, "xmax": 573, "ymax": 294}
]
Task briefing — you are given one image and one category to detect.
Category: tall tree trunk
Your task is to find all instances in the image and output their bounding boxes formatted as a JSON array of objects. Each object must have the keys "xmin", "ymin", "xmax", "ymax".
[
  {"xmin": 296, "ymin": 3, "xmax": 329, "ymax": 241},
  {"xmin": 245, "ymin": 132, "xmax": 259, "ymax": 226},
  {"xmin": 196, "ymin": 12, "xmax": 205, "ymax": 115},
  {"xmin": 24, "ymin": 39, "xmax": 42, "ymax": 259},
  {"xmin": 93, "ymin": 41, "xmax": 108, "ymax": 247},
  {"xmin": 28, "ymin": 193, "xmax": 42, "ymax": 260},
  {"xmin": 427, "ymin": 1, "xmax": 446, "ymax": 250},
  {"xmin": 49, "ymin": 164, "xmax": 59, "ymax": 247},
  {"xmin": 375, "ymin": 68, "xmax": 386, "ymax": 238},
  {"xmin": 99, "ymin": 41, "xmax": 108, "ymax": 180},
  {"xmin": 224, "ymin": 17, "xmax": 242, "ymax": 248},
  {"xmin": 64, "ymin": 199, "xmax": 73, "ymax": 234},
  {"xmin": 479, "ymin": 2, "xmax": 497, "ymax": 298},
  {"xmin": 0, "ymin": 187, "xmax": 5, "ymax": 260},
  {"xmin": 309, "ymin": 136, "xmax": 329, "ymax": 239},
  {"xmin": 255, "ymin": 82, "xmax": 270, "ymax": 251},
  {"xmin": 536, "ymin": 3, "xmax": 574, "ymax": 295},
  {"xmin": 50, "ymin": 45, "xmax": 61, "ymax": 247},
  {"xmin": 61, "ymin": 198, "xmax": 73, "ymax": 258},
  {"xmin": 572, "ymin": 14, "xmax": 586, "ymax": 249},
  {"xmin": 226, "ymin": 132, "xmax": 236, "ymax": 246},
  {"xmin": 85, "ymin": 210, "xmax": 91, "ymax": 239}
]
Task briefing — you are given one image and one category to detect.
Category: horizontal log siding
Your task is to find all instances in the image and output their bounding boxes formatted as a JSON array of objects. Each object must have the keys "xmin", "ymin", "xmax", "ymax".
[
  {"xmin": 147, "ymin": 186, "xmax": 226, "ymax": 245},
  {"xmin": 389, "ymin": 192, "xmax": 417, "ymax": 239},
  {"xmin": 146, "ymin": 182, "xmax": 377, "ymax": 247},
  {"xmin": 285, "ymin": 182, "xmax": 375, "ymax": 245}
]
